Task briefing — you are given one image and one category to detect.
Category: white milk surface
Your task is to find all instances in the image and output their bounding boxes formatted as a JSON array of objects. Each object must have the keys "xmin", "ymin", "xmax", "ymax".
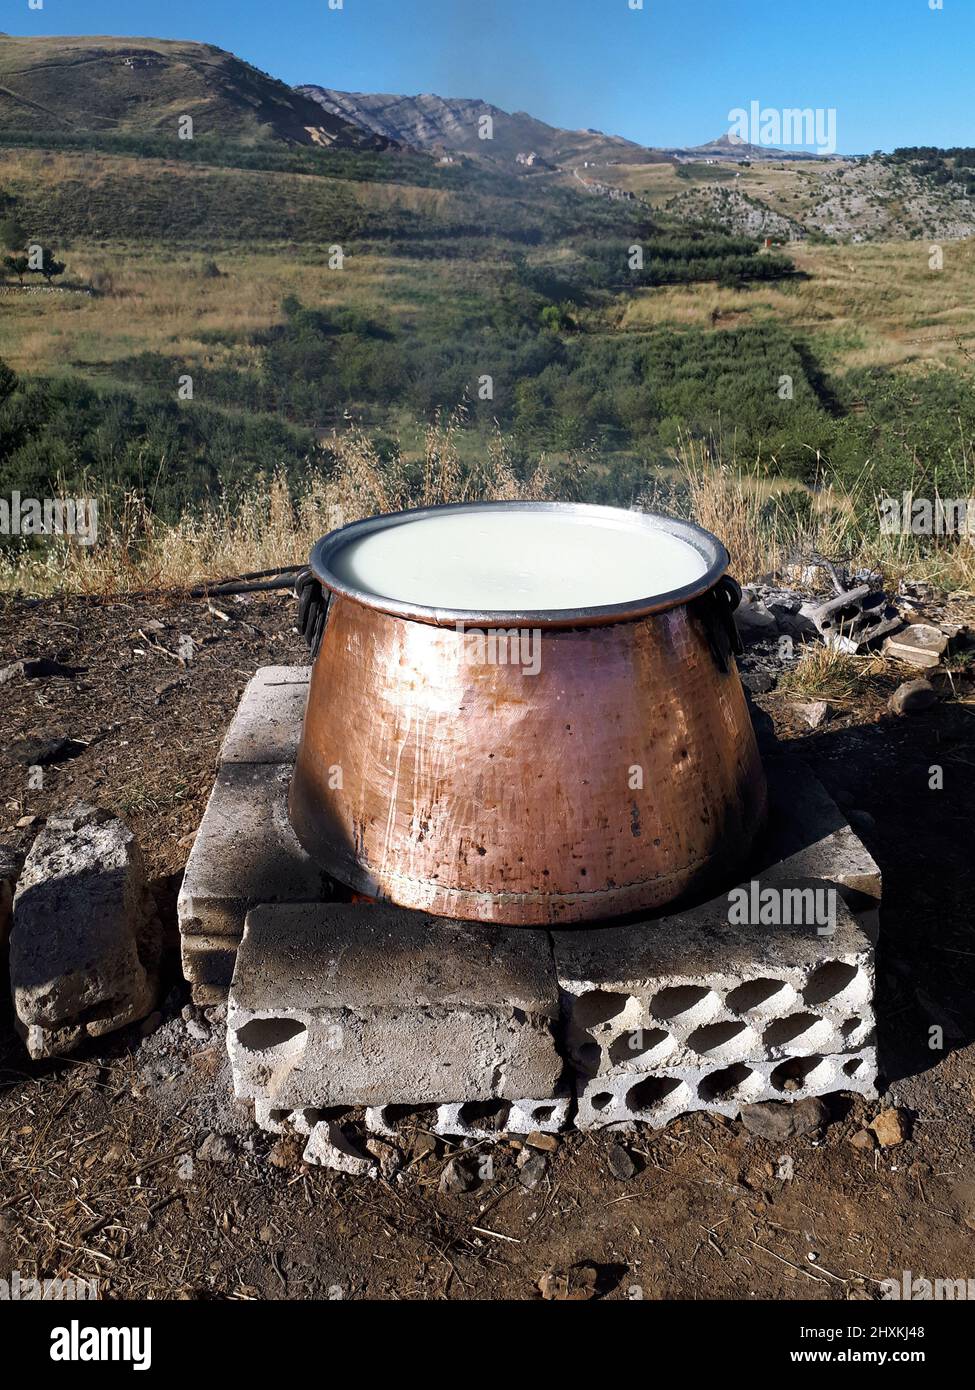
[{"xmin": 329, "ymin": 509, "xmax": 709, "ymax": 610}]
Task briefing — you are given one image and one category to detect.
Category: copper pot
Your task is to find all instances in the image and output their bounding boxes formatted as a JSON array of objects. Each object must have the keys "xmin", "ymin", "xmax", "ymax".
[{"xmin": 290, "ymin": 502, "xmax": 766, "ymax": 925}]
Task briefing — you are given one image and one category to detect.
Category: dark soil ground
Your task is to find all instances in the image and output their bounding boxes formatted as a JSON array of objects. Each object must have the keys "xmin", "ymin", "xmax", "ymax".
[{"xmin": 1, "ymin": 588, "xmax": 975, "ymax": 1302}]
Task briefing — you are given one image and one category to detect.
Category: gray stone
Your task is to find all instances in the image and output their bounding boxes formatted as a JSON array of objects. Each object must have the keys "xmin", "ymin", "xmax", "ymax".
[
  {"xmin": 196, "ymin": 1132, "xmax": 235, "ymax": 1164},
  {"xmin": 735, "ymin": 594, "xmax": 779, "ymax": 639},
  {"xmin": 888, "ymin": 678, "xmax": 937, "ymax": 716},
  {"xmin": 796, "ymin": 700, "xmax": 830, "ymax": 729},
  {"xmin": 884, "ymin": 624, "xmax": 947, "ymax": 669},
  {"xmin": 607, "ymin": 1143, "xmax": 637, "ymax": 1180},
  {"xmin": 439, "ymin": 1155, "xmax": 480, "ymax": 1194},
  {"xmin": 303, "ymin": 1120, "xmax": 376, "ymax": 1177},
  {"xmin": 9, "ymin": 805, "xmax": 161, "ymax": 1058},
  {"xmin": 516, "ymin": 1150, "xmax": 549, "ymax": 1189},
  {"xmin": 218, "ymin": 666, "xmax": 309, "ymax": 764},
  {"xmin": 741, "ymin": 670, "xmax": 776, "ymax": 695},
  {"xmin": 227, "ymin": 902, "xmax": 562, "ymax": 1110},
  {"xmin": 740, "ymin": 1095, "xmax": 829, "ymax": 1140}
]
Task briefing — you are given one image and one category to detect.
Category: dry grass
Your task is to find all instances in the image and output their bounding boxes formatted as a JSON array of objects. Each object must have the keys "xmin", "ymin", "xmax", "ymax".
[
  {"xmin": 0, "ymin": 412, "xmax": 580, "ymax": 595},
  {"xmin": 4, "ymin": 416, "xmax": 975, "ymax": 599},
  {"xmin": 776, "ymin": 644, "xmax": 887, "ymax": 704},
  {"xmin": 616, "ymin": 238, "xmax": 975, "ymax": 373},
  {"xmin": 638, "ymin": 435, "xmax": 975, "ymax": 595}
]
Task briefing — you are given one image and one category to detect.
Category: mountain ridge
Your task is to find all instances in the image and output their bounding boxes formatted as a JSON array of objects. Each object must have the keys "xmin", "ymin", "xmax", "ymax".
[{"xmin": 0, "ymin": 35, "xmax": 391, "ymax": 148}]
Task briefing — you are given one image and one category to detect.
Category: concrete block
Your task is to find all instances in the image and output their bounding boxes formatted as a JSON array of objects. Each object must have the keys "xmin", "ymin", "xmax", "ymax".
[
  {"xmin": 227, "ymin": 902, "xmax": 562, "ymax": 1109},
  {"xmin": 177, "ymin": 763, "xmax": 331, "ymax": 942},
  {"xmin": 180, "ymin": 934, "xmax": 239, "ymax": 991},
  {"xmin": 553, "ymin": 876, "xmax": 876, "ymax": 1128},
  {"xmin": 219, "ymin": 667, "xmax": 309, "ymax": 765},
  {"xmin": 9, "ymin": 805, "xmax": 161, "ymax": 1058},
  {"xmin": 576, "ymin": 1049, "xmax": 878, "ymax": 1131},
  {"xmin": 433, "ymin": 1096, "xmax": 572, "ymax": 1138},
  {"xmin": 758, "ymin": 758, "xmax": 882, "ymax": 914}
]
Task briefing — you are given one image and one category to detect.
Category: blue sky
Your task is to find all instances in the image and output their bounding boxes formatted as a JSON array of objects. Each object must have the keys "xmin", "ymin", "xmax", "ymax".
[{"xmin": 10, "ymin": 0, "xmax": 973, "ymax": 153}]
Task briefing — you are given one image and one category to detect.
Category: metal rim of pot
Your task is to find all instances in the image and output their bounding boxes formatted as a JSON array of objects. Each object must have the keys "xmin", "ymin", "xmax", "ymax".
[{"xmin": 308, "ymin": 500, "xmax": 731, "ymax": 630}]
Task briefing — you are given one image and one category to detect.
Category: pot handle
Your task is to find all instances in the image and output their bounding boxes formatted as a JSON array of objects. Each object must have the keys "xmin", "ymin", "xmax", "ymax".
[
  {"xmin": 295, "ymin": 569, "xmax": 329, "ymax": 659},
  {"xmin": 717, "ymin": 574, "xmax": 744, "ymax": 657}
]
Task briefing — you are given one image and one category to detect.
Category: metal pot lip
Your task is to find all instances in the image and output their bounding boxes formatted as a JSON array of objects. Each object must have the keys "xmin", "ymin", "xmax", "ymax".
[{"xmin": 309, "ymin": 500, "xmax": 730, "ymax": 629}]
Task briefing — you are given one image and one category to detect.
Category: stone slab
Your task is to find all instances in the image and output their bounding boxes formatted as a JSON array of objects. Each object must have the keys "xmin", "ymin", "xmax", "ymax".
[
  {"xmin": 227, "ymin": 902, "xmax": 563, "ymax": 1109},
  {"xmin": 177, "ymin": 763, "xmax": 331, "ymax": 945},
  {"xmin": 219, "ymin": 666, "xmax": 309, "ymax": 765}
]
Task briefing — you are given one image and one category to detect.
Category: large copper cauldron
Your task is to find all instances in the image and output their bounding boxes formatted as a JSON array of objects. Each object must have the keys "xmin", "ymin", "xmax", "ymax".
[{"xmin": 289, "ymin": 502, "xmax": 766, "ymax": 925}]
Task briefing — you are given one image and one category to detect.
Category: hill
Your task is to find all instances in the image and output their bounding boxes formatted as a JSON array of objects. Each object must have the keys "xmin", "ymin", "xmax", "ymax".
[
  {"xmin": 0, "ymin": 35, "xmax": 390, "ymax": 147},
  {"xmin": 298, "ymin": 86, "xmax": 657, "ymax": 167}
]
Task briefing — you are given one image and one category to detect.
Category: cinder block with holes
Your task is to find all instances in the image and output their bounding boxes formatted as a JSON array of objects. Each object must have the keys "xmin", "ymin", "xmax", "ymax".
[
  {"xmin": 227, "ymin": 901, "xmax": 563, "ymax": 1110},
  {"xmin": 552, "ymin": 875, "xmax": 877, "ymax": 1129}
]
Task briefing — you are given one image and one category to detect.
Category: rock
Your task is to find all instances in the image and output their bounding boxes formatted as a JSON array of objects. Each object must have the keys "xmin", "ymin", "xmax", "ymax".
[
  {"xmin": 735, "ymin": 595, "xmax": 779, "ymax": 640},
  {"xmin": 850, "ymin": 1128, "xmax": 876, "ymax": 1151},
  {"xmin": 139, "ymin": 1011, "xmax": 163, "ymax": 1038},
  {"xmin": 186, "ymin": 1019, "xmax": 211, "ymax": 1042},
  {"xmin": 795, "ymin": 700, "xmax": 831, "ymax": 729},
  {"xmin": 525, "ymin": 1131, "xmax": 558, "ymax": 1152},
  {"xmin": 364, "ymin": 1137, "xmax": 401, "ymax": 1179},
  {"xmin": 196, "ymin": 1133, "xmax": 235, "ymax": 1164},
  {"xmin": 302, "ymin": 1121, "xmax": 376, "ymax": 1178},
  {"xmin": 607, "ymin": 1144, "xmax": 637, "ymax": 1180},
  {"xmin": 740, "ymin": 1096, "xmax": 829, "ymax": 1142},
  {"xmin": 537, "ymin": 1263, "xmax": 601, "ymax": 1301},
  {"xmin": 267, "ymin": 1135, "xmax": 303, "ymax": 1170},
  {"xmin": 46, "ymin": 805, "xmax": 109, "ymax": 833},
  {"xmin": 0, "ymin": 657, "xmax": 76, "ymax": 684},
  {"xmin": 884, "ymin": 624, "xmax": 948, "ymax": 669},
  {"xmin": 9, "ymin": 804, "xmax": 161, "ymax": 1059},
  {"xmin": 888, "ymin": 678, "xmax": 937, "ymax": 716},
  {"xmin": 9, "ymin": 735, "xmax": 85, "ymax": 767},
  {"xmin": 516, "ymin": 1150, "xmax": 549, "ymax": 1190},
  {"xmin": 438, "ymin": 1155, "xmax": 479, "ymax": 1195},
  {"xmin": 869, "ymin": 1108, "xmax": 909, "ymax": 1148},
  {"xmin": 741, "ymin": 670, "xmax": 776, "ymax": 695}
]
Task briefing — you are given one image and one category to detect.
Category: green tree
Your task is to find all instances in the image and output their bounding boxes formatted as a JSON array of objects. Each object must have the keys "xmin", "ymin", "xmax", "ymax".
[
  {"xmin": 0, "ymin": 215, "xmax": 26, "ymax": 252},
  {"xmin": 0, "ymin": 357, "xmax": 16, "ymax": 410},
  {"xmin": 30, "ymin": 246, "xmax": 67, "ymax": 286},
  {"xmin": 3, "ymin": 253, "xmax": 28, "ymax": 285}
]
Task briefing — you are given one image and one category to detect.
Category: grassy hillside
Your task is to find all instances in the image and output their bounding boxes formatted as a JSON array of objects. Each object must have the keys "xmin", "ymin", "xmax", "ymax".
[{"xmin": 0, "ymin": 35, "xmax": 387, "ymax": 147}]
